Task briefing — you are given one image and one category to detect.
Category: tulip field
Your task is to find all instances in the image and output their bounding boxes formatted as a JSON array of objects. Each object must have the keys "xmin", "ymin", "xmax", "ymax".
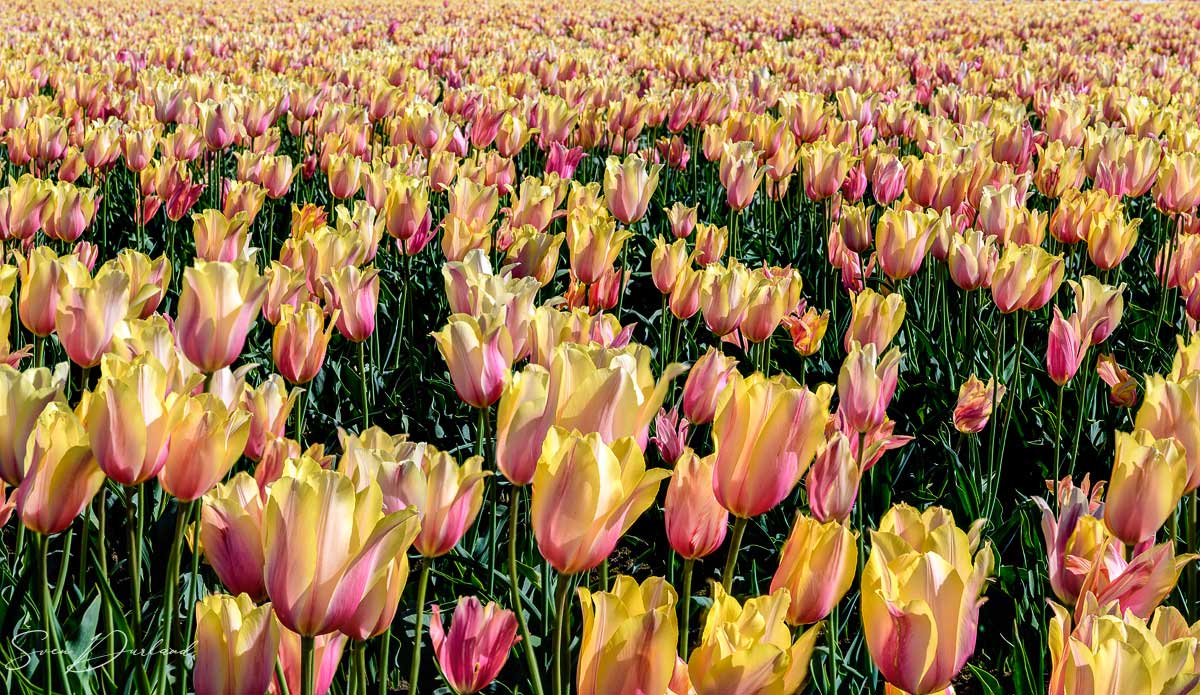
[{"xmin": 7, "ymin": 0, "xmax": 1200, "ymax": 693}]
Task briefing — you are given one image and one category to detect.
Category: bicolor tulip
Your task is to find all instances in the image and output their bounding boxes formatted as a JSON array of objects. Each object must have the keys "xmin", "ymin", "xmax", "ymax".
[
  {"xmin": 875, "ymin": 208, "xmax": 938, "ymax": 281},
  {"xmin": 433, "ymin": 313, "xmax": 515, "ymax": 409},
  {"xmin": 947, "ymin": 230, "xmax": 998, "ymax": 291},
  {"xmin": 391, "ymin": 448, "xmax": 487, "ymax": 558},
  {"xmin": 953, "ymin": 375, "xmax": 1005, "ymax": 434},
  {"xmin": 1047, "ymin": 307, "xmax": 1087, "ymax": 387},
  {"xmin": 577, "ymin": 575, "xmax": 679, "ymax": 695},
  {"xmin": 1086, "ymin": 211, "xmax": 1140, "ymax": 270},
  {"xmin": 991, "ymin": 243, "xmax": 1065, "ymax": 313},
  {"xmin": 272, "ymin": 302, "xmax": 336, "ymax": 385},
  {"xmin": 603, "ymin": 153, "xmax": 661, "ymax": 224},
  {"xmin": 1103, "ymin": 429, "xmax": 1187, "ymax": 546},
  {"xmin": 770, "ymin": 513, "xmax": 858, "ymax": 625},
  {"xmin": 429, "ymin": 597, "xmax": 519, "ymax": 695},
  {"xmin": 0, "ymin": 364, "xmax": 66, "ymax": 485},
  {"xmin": 320, "ymin": 265, "xmax": 380, "ymax": 342},
  {"xmin": 666, "ymin": 202, "xmax": 697, "ymax": 239},
  {"xmin": 844, "ymin": 288, "xmax": 905, "ymax": 352},
  {"xmin": 664, "ymin": 449, "xmax": 728, "ymax": 560},
  {"xmin": 807, "ymin": 431, "xmax": 861, "ymax": 523},
  {"xmin": 55, "ymin": 263, "xmax": 131, "ymax": 368},
  {"xmin": 718, "ymin": 141, "xmax": 769, "ymax": 211},
  {"xmin": 565, "ymin": 208, "xmax": 632, "ymax": 285},
  {"xmin": 839, "ymin": 342, "xmax": 902, "ymax": 433},
  {"xmin": 14, "ymin": 246, "xmax": 63, "ymax": 336},
  {"xmin": 242, "ymin": 375, "xmax": 300, "ymax": 462},
  {"xmin": 13, "ymin": 402, "xmax": 104, "ymax": 535},
  {"xmin": 193, "ymin": 209, "xmax": 253, "ymax": 263},
  {"xmin": 698, "ymin": 260, "xmax": 752, "ymax": 338},
  {"xmin": 200, "ymin": 473, "xmax": 267, "ymax": 601},
  {"xmin": 1034, "ymin": 476, "xmax": 1107, "ymax": 606},
  {"xmin": 157, "ymin": 393, "xmax": 251, "ymax": 501},
  {"xmin": 652, "ymin": 236, "xmax": 690, "ymax": 294},
  {"xmin": 1135, "ymin": 375, "xmax": 1200, "ymax": 491},
  {"xmin": 193, "ymin": 593, "xmax": 280, "ymax": 695},
  {"xmin": 273, "ymin": 627, "xmax": 346, "ymax": 695},
  {"xmin": 176, "ymin": 261, "xmax": 268, "ymax": 372}
]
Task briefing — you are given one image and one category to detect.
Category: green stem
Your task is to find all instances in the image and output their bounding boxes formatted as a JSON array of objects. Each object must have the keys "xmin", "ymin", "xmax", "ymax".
[
  {"xmin": 128, "ymin": 484, "xmax": 144, "ymax": 632},
  {"xmin": 358, "ymin": 340, "xmax": 371, "ymax": 428},
  {"xmin": 552, "ymin": 574, "xmax": 572, "ymax": 695},
  {"xmin": 275, "ymin": 659, "xmax": 292, "ymax": 695},
  {"xmin": 1053, "ymin": 384, "xmax": 1065, "ymax": 493},
  {"xmin": 376, "ymin": 627, "xmax": 391, "ymax": 695},
  {"xmin": 301, "ymin": 635, "xmax": 315, "ymax": 695},
  {"xmin": 39, "ymin": 534, "xmax": 69, "ymax": 695},
  {"xmin": 98, "ymin": 488, "xmax": 114, "ymax": 679},
  {"xmin": 294, "ymin": 386, "xmax": 309, "ymax": 444},
  {"xmin": 679, "ymin": 558, "xmax": 694, "ymax": 658},
  {"xmin": 179, "ymin": 500, "xmax": 204, "ymax": 695},
  {"xmin": 407, "ymin": 559, "xmax": 432, "ymax": 695},
  {"xmin": 508, "ymin": 490, "xmax": 544, "ymax": 695},
  {"xmin": 156, "ymin": 500, "xmax": 194, "ymax": 695},
  {"xmin": 721, "ymin": 517, "xmax": 749, "ymax": 591},
  {"xmin": 52, "ymin": 528, "xmax": 73, "ymax": 609}
]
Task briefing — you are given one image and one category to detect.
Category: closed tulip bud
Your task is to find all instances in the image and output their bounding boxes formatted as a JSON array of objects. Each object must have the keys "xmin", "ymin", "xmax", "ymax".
[
  {"xmin": 578, "ymin": 576, "xmax": 679, "ymax": 695},
  {"xmin": 199, "ymin": 100, "xmax": 237, "ymax": 151},
  {"xmin": 837, "ymin": 203, "xmax": 874, "ymax": 254},
  {"xmin": 1087, "ymin": 212, "xmax": 1140, "ymax": 271},
  {"xmin": 862, "ymin": 504, "xmax": 993, "ymax": 695},
  {"xmin": 693, "ymin": 223, "xmax": 728, "ymax": 266},
  {"xmin": 429, "ymin": 597, "xmax": 519, "ymax": 695},
  {"xmin": 320, "ymin": 265, "xmax": 379, "ymax": 342},
  {"xmin": 1047, "ymin": 307, "xmax": 1086, "ymax": 387},
  {"xmin": 1135, "ymin": 375, "xmax": 1200, "ymax": 492},
  {"xmin": 263, "ymin": 459, "xmax": 420, "ymax": 636},
  {"xmin": 991, "ymin": 243, "xmax": 1065, "ymax": 313},
  {"xmin": 123, "ymin": 128, "xmax": 158, "ymax": 172},
  {"xmin": 741, "ymin": 274, "xmax": 793, "ymax": 344},
  {"xmin": 158, "ymin": 393, "xmax": 251, "ymax": 501},
  {"xmin": 699, "ymin": 261, "xmax": 752, "ymax": 338},
  {"xmin": 839, "ymin": 343, "xmax": 902, "ymax": 434},
  {"xmin": 0, "ymin": 364, "xmax": 66, "ymax": 485},
  {"xmin": 14, "ymin": 402, "xmax": 104, "ymax": 535},
  {"xmin": 771, "ymin": 514, "xmax": 857, "ymax": 625},
  {"xmin": 14, "ymin": 246, "xmax": 63, "ymax": 336},
  {"xmin": 193, "ymin": 593, "xmax": 279, "ymax": 695},
  {"xmin": 953, "ymin": 375, "xmax": 1004, "ymax": 434},
  {"xmin": 114, "ymin": 249, "xmax": 172, "ymax": 319},
  {"xmin": 875, "ymin": 207, "xmax": 937, "ymax": 281},
  {"xmin": 669, "ymin": 265, "xmax": 703, "ymax": 320},
  {"xmin": 1097, "ymin": 354, "xmax": 1137, "ymax": 408},
  {"xmin": 384, "ymin": 175, "xmax": 432, "ymax": 241},
  {"xmin": 176, "ymin": 261, "xmax": 268, "ymax": 372},
  {"xmin": 844, "ymin": 288, "xmax": 905, "ymax": 352},
  {"xmin": 1104, "ymin": 429, "xmax": 1187, "ymax": 546},
  {"xmin": 947, "ymin": 230, "xmax": 998, "ymax": 291},
  {"xmin": 200, "ymin": 473, "xmax": 267, "ymax": 600},
  {"xmin": 871, "ymin": 154, "xmax": 907, "ymax": 206},
  {"xmin": 433, "ymin": 313, "xmax": 514, "ymax": 409},
  {"xmin": 566, "ymin": 209, "xmax": 631, "ymax": 285},
  {"xmin": 55, "ymin": 264, "xmax": 131, "ymax": 368},
  {"xmin": 241, "ymin": 375, "xmax": 299, "ymax": 462},
  {"xmin": 652, "ymin": 236, "xmax": 690, "ymax": 294},
  {"xmin": 272, "ymin": 302, "xmax": 335, "ymax": 385},
  {"xmin": 667, "ymin": 202, "xmax": 698, "ymax": 239},
  {"xmin": 718, "ymin": 141, "xmax": 770, "ymax": 211},
  {"xmin": 43, "ymin": 182, "xmax": 97, "ymax": 242},
  {"xmin": 713, "ymin": 371, "xmax": 833, "ymax": 517},
  {"xmin": 532, "ymin": 427, "xmax": 669, "ymax": 575},
  {"xmin": 688, "ymin": 584, "xmax": 820, "ymax": 695},
  {"xmin": 807, "ymin": 432, "xmax": 861, "ymax": 523},
  {"xmin": 393, "ymin": 448, "xmax": 487, "ymax": 557},
  {"xmin": 681, "ymin": 348, "xmax": 739, "ymax": 425},
  {"xmin": 664, "ymin": 449, "xmax": 728, "ymax": 559},
  {"xmin": 505, "ymin": 226, "xmax": 564, "ymax": 287},
  {"xmin": 326, "ymin": 153, "xmax": 363, "ymax": 200}
]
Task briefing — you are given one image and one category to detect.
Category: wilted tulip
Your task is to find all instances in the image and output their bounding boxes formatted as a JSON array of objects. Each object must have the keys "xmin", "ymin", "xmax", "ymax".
[
  {"xmin": 0, "ymin": 364, "xmax": 66, "ymax": 485},
  {"xmin": 577, "ymin": 576, "xmax": 678, "ymax": 695},
  {"xmin": 193, "ymin": 593, "xmax": 280, "ymax": 695},
  {"xmin": 712, "ymin": 371, "xmax": 833, "ymax": 517},
  {"xmin": 272, "ymin": 302, "xmax": 336, "ymax": 385},
  {"xmin": 200, "ymin": 473, "xmax": 267, "ymax": 601},
  {"xmin": 688, "ymin": 584, "xmax": 820, "ymax": 695},
  {"xmin": 1103, "ymin": 429, "xmax": 1187, "ymax": 546},
  {"xmin": 429, "ymin": 597, "xmax": 519, "ymax": 695},
  {"xmin": 157, "ymin": 394, "xmax": 251, "ymax": 501},
  {"xmin": 604, "ymin": 153, "xmax": 661, "ymax": 224},
  {"xmin": 770, "ymin": 513, "xmax": 857, "ymax": 625},
  {"xmin": 263, "ymin": 458, "xmax": 421, "ymax": 636},
  {"xmin": 664, "ymin": 449, "xmax": 728, "ymax": 560},
  {"xmin": 953, "ymin": 375, "xmax": 1005, "ymax": 434},
  {"xmin": 176, "ymin": 261, "xmax": 268, "ymax": 372},
  {"xmin": 531, "ymin": 427, "xmax": 669, "ymax": 575},
  {"xmin": 1096, "ymin": 355, "xmax": 1137, "ymax": 408},
  {"xmin": 14, "ymin": 402, "xmax": 104, "ymax": 535},
  {"xmin": 862, "ymin": 505, "xmax": 993, "ymax": 695},
  {"xmin": 845, "ymin": 288, "xmax": 905, "ymax": 352}
]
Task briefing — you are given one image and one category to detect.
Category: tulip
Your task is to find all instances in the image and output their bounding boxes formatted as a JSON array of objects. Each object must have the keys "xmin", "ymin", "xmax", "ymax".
[
  {"xmin": 862, "ymin": 504, "xmax": 993, "ymax": 695},
  {"xmin": 669, "ymin": 265, "xmax": 703, "ymax": 320},
  {"xmin": 1070, "ymin": 276, "xmax": 1124, "ymax": 345},
  {"xmin": 693, "ymin": 223, "xmax": 728, "ymax": 266},
  {"xmin": 1104, "ymin": 429, "xmax": 1187, "ymax": 546},
  {"xmin": 200, "ymin": 473, "xmax": 267, "ymax": 601},
  {"xmin": 273, "ymin": 302, "xmax": 336, "ymax": 385},
  {"xmin": 688, "ymin": 584, "xmax": 820, "ymax": 695},
  {"xmin": 947, "ymin": 230, "xmax": 998, "ymax": 291},
  {"xmin": 114, "ymin": 250, "xmax": 172, "ymax": 319},
  {"xmin": 837, "ymin": 203, "xmax": 874, "ymax": 254},
  {"xmin": 1033, "ymin": 476, "xmax": 1108, "ymax": 606},
  {"xmin": 718, "ymin": 141, "xmax": 769, "ymax": 211},
  {"xmin": 193, "ymin": 209, "xmax": 253, "ymax": 263},
  {"xmin": 531, "ymin": 427, "xmax": 669, "ymax": 575},
  {"xmin": 783, "ymin": 306, "xmax": 830, "ymax": 357},
  {"xmin": 263, "ymin": 458, "xmax": 421, "ymax": 636},
  {"xmin": 991, "ymin": 243, "xmax": 1065, "ymax": 313},
  {"xmin": 176, "ymin": 261, "xmax": 268, "ymax": 372},
  {"xmin": 845, "ymin": 288, "xmax": 905, "ymax": 352},
  {"xmin": 505, "ymin": 226, "xmax": 564, "ymax": 287},
  {"xmin": 242, "ymin": 375, "xmax": 300, "ymax": 462},
  {"xmin": 0, "ymin": 173, "xmax": 51, "ymax": 242},
  {"xmin": 652, "ymin": 236, "xmax": 690, "ymax": 294},
  {"xmin": 712, "ymin": 371, "xmax": 833, "ymax": 518},
  {"xmin": 429, "ymin": 597, "xmax": 519, "ymax": 695},
  {"xmin": 1086, "ymin": 211, "xmax": 1140, "ymax": 270},
  {"xmin": 953, "ymin": 375, "xmax": 1005, "ymax": 434},
  {"xmin": 433, "ymin": 313, "xmax": 515, "ymax": 409},
  {"xmin": 577, "ymin": 576, "xmax": 678, "ymax": 695},
  {"xmin": 604, "ymin": 153, "xmax": 661, "ymax": 224},
  {"xmin": 157, "ymin": 394, "xmax": 251, "ymax": 501},
  {"xmin": 770, "ymin": 513, "xmax": 858, "ymax": 625},
  {"xmin": 1153, "ymin": 151, "xmax": 1200, "ymax": 215},
  {"xmin": 320, "ymin": 265, "xmax": 379, "ymax": 343},
  {"xmin": 741, "ymin": 273, "xmax": 793, "ymax": 344},
  {"xmin": 0, "ymin": 364, "xmax": 66, "ymax": 485},
  {"xmin": 1073, "ymin": 540, "xmax": 1195, "ymax": 622},
  {"xmin": 193, "ymin": 593, "xmax": 280, "ymax": 695},
  {"xmin": 55, "ymin": 263, "xmax": 131, "ymax": 368},
  {"xmin": 43, "ymin": 182, "xmax": 98, "ymax": 242},
  {"xmin": 1096, "ymin": 354, "xmax": 1137, "ymax": 408},
  {"xmin": 565, "ymin": 208, "xmax": 632, "ymax": 285},
  {"xmin": 802, "ymin": 140, "xmax": 853, "ymax": 201},
  {"xmin": 1136, "ymin": 375, "xmax": 1200, "ymax": 491},
  {"xmin": 667, "ymin": 202, "xmax": 698, "ymax": 239},
  {"xmin": 839, "ymin": 342, "xmax": 902, "ymax": 434},
  {"xmin": 384, "ymin": 175, "xmax": 432, "ymax": 241},
  {"xmin": 494, "ymin": 365, "xmax": 554, "ymax": 486},
  {"xmin": 664, "ymin": 449, "xmax": 728, "ymax": 560},
  {"xmin": 392, "ymin": 448, "xmax": 487, "ymax": 558},
  {"xmin": 807, "ymin": 431, "xmax": 861, "ymax": 522},
  {"xmin": 875, "ymin": 208, "xmax": 937, "ymax": 281},
  {"xmin": 1047, "ymin": 307, "xmax": 1087, "ymax": 387},
  {"xmin": 698, "ymin": 261, "xmax": 752, "ymax": 337},
  {"xmin": 680, "ymin": 348, "xmax": 738, "ymax": 425},
  {"xmin": 14, "ymin": 246, "xmax": 63, "ymax": 337},
  {"xmin": 14, "ymin": 402, "xmax": 104, "ymax": 535},
  {"xmin": 273, "ymin": 627, "xmax": 347, "ymax": 695}
]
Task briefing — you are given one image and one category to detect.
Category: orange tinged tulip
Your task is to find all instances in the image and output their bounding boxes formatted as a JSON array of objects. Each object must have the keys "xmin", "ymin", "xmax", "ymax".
[
  {"xmin": 990, "ymin": 243, "xmax": 1065, "ymax": 313},
  {"xmin": 875, "ymin": 207, "xmax": 937, "ymax": 281},
  {"xmin": 13, "ymin": 402, "xmax": 104, "ymax": 535},
  {"xmin": 565, "ymin": 208, "xmax": 631, "ymax": 285},
  {"xmin": 718, "ymin": 141, "xmax": 769, "ymax": 212},
  {"xmin": 1104, "ymin": 429, "xmax": 1187, "ymax": 546},
  {"xmin": 272, "ymin": 302, "xmax": 336, "ymax": 385},
  {"xmin": 664, "ymin": 449, "xmax": 728, "ymax": 560},
  {"xmin": 1086, "ymin": 211, "xmax": 1140, "ymax": 271},
  {"xmin": 157, "ymin": 393, "xmax": 251, "ymax": 501},
  {"xmin": 14, "ymin": 246, "xmax": 63, "ymax": 337},
  {"xmin": 1135, "ymin": 375, "xmax": 1200, "ymax": 492},
  {"xmin": 176, "ymin": 261, "xmax": 268, "ymax": 372},
  {"xmin": 651, "ymin": 236, "xmax": 690, "ymax": 294},
  {"xmin": 770, "ymin": 513, "xmax": 857, "ymax": 625},
  {"xmin": 698, "ymin": 260, "xmax": 752, "ymax": 338},
  {"xmin": 953, "ymin": 375, "xmax": 1004, "ymax": 434},
  {"xmin": 193, "ymin": 209, "xmax": 253, "ymax": 263},
  {"xmin": 806, "ymin": 431, "xmax": 861, "ymax": 523},
  {"xmin": 1096, "ymin": 355, "xmax": 1137, "ymax": 408},
  {"xmin": 241, "ymin": 375, "xmax": 300, "ymax": 462}
]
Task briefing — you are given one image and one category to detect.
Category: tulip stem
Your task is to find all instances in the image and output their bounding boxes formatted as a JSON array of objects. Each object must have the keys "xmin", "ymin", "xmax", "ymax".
[
  {"xmin": 38, "ymin": 534, "xmax": 68, "ymax": 695},
  {"xmin": 1053, "ymin": 384, "xmax": 1065, "ymax": 495},
  {"xmin": 376, "ymin": 627, "xmax": 391, "ymax": 695},
  {"xmin": 275, "ymin": 658, "xmax": 291, "ymax": 695},
  {"xmin": 178, "ymin": 500, "xmax": 204, "ymax": 695},
  {"xmin": 52, "ymin": 528, "xmax": 73, "ymax": 609},
  {"xmin": 358, "ymin": 340, "xmax": 371, "ymax": 428},
  {"xmin": 295, "ymin": 387, "xmax": 309, "ymax": 444},
  {"xmin": 127, "ymin": 484, "xmax": 144, "ymax": 633},
  {"xmin": 407, "ymin": 558, "xmax": 432, "ymax": 695},
  {"xmin": 97, "ymin": 488, "xmax": 115, "ymax": 680},
  {"xmin": 552, "ymin": 573, "xmax": 572, "ymax": 695},
  {"xmin": 300, "ymin": 635, "xmax": 315, "ymax": 695},
  {"xmin": 679, "ymin": 558, "xmax": 694, "ymax": 657},
  {"xmin": 508, "ymin": 489, "xmax": 545, "ymax": 695},
  {"xmin": 156, "ymin": 499, "xmax": 194, "ymax": 695},
  {"xmin": 721, "ymin": 517, "xmax": 748, "ymax": 591}
]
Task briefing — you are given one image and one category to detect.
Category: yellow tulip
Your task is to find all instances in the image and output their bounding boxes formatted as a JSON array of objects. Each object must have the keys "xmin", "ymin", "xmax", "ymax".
[
  {"xmin": 193, "ymin": 593, "xmax": 280, "ymax": 695},
  {"xmin": 577, "ymin": 575, "xmax": 678, "ymax": 695}
]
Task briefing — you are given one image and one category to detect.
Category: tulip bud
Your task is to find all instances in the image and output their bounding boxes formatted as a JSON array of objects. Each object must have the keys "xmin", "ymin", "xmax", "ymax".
[
  {"xmin": 429, "ymin": 597, "xmax": 519, "ymax": 695},
  {"xmin": 176, "ymin": 261, "xmax": 268, "ymax": 372},
  {"xmin": 200, "ymin": 474, "xmax": 267, "ymax": 601},
  {"xmin": 666, "ymin": 202, "xmax": 698, "ymax": 239},
  {"xmin": 663, "ymin": 449, "xmax": 728, "ymax": 560},
  {"xmin": 13, "ymin": 402, "xmax": 103, "ymax": 535},
  {"xmin": 1047, "ymin": 306, "xmax": 1087, "ymax": 387},
  {"xmin": 320, "ymin": 265, "xmax": 380, "ymax": 342},
  {"xmin": 839, "ymin": 343, "xmax": 902, "ymax": 434},
  {"xmin": 680, "ymin": 348, "xmax": 738, "ymax": 425},
  {"xmin": 807, "ymin": 432, "xmax": 861, "ymax": 522}
]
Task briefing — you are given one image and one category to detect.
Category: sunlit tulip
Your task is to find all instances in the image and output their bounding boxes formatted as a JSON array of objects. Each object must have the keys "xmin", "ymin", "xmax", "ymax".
[
  {"xmin": 1034, "ymin": 476, "xmax": 1107, "ymax": 606},
  {"xmin": 158, "ymin": 394, "xmax": 251, "ymax": 501},
  {"xmin": 429, "ymin": 597, "xmax": 519, "ymax": 695},
  {"xmin": 114, "ymin": 250, "xmax": 172, "ymax": 319},
  {"xmin": 783, "ymin": 306, "xmax": 830, "ymax": 357},
  {"xmin": 55, "ymin": 263, "xmax": 130, "ymax": 368},
  {"xmin": 577, "ymin": 576, "xmax": 678, "ymax": 695},
  {"xmin": 718, "ymin": 141, "xmax": 769, "ymax": 211},
  {"xmin": 603, "ymin": 154, "xmax": 661, "ymax": 225},
  {"xmin": 1086, "ymin": 211, "xmax": 1140, "ymax": 270},
  {"xmin": 698, "ymin": 261, "xmax": 752, "ymax": 337},
  {"xmin": 14, "ymin": 246, "xmax": 63, "ymax": 336},
  {"xmin": 807, "ymin": 431, "xmax": 861, "ymax": 523},
  {"xmin": 14, "ymin": 402, "xmax": 104, "ymax": 535},
  {"xmin": 875, "ymin": 207, "xmax": 937, "ymax": 281},
  {"xmin": 1104, "ymin": 429, "xmax": 1187, "ymax": 546},
  {"xmin": 565, "ymin": 208, "xmax": 632, "ymax": 285},
  {"xmin": 770, "ymin": 513, "xmax": 857, "ymax": 625},
  {"xmin": 272, "ymin": 302, "xmax": 335, "ymax": 385},
  {"xmin": 953, "ymin": 375, "xmax": 1004, "ymax": 434},
  {"xmin": 688, "ymin": 584, "xmax": 820, "ymax": 695},
  {"xmin": 494, "ymin": 365, "xmax": 553, "ymax": 486},
  {"xmin": 947, "ymin": 230, "xmax": 998, "ymax": 291},
  {"xmin": 991, "ymin": 243, "xmax": 1065, "ymax": 313},
  {"xmin": 433, "ymin": 313, "xmax": 514, "ymax": 409},
  {"xmin": 320, "ymin": 265, "xmax": 379, "ymax": 343},
  {"xmin": 200, "ymin": 473, "xmax": 267, "ymax": 601},
  {"xmin": 194, "ymin": 593, "xmax": 280, "ymax": 695},
  {"xmin": 241, "ymin": 375, "xmax": 300, "ymax": 462},
  {"xmin": 193, "ymin": 209, "xmax": 253, "ymax": 263},
  {"xmin": 802, "ymin": 140, "xmax": 853, "ymax": 201},
  {"xmin": 712, "ymin": 371, "xmax": 833, "ymax": 517},
  {"xmin": 1096, "ymin": 355, "xmax": 1137, "ymax": 408},
  {"xmin": 845, "ymin": 288, "xmax": 905, "ymax": 352},
  {"xmin": 339, "ymin": 555, "xmax": 410, "ymax": 641},
  {"xmin": 176, "ymin": 261, "xmax": 268, "ymax": 372},
  {"xmin": 652, "ymin": 236, "xmax": 690, "ymax": 294},
  {"xmin": 664, "ymin": 449, "xmax": 728, "ymax": 560},
  {"xmin": 1070, "ymin": 276, "xmax": 1124, "ymax": 345},
  {"xmin": 693, "ymin": 223, "xmax": 728, "ymax": 266},
  {"xmin": 669, "ymin": 266, "xmax": 703, "ymax": 320},
  {"xmin": 273, "ymin": 627, "xmax": 346, "ymax": 695},
  {"xmin": 43, "ymin": 182, "xmax": 98, "ymax": 242},
  {"xmin": 384, "ymin": 175, "xmax": 432, "ymax": 241},
  {"xmin": 531, "ymin": 427, "xmax": 669, "ymax": 575},
  {"xmin": 263, "ymin": 458, "xmax": 421, "ymax": 636},
  {"xmin": 681, "ymin": 348, "xmax": 739, "ymax": 425},
  {"xmin": 837, "ymin": 203, "xmax": 874, "ymax": 254},
  {"xmin": 392, "ymin": 448, "xmax": 487, "ymax": 558},
  {"xmin": 839, "ymin": 342, "xmax": 902, "ymax": 433},
  {"xmin": 862, "ymin": 505, "xmax": 993, "ymax": 695},
  {"xmin": 1153, "ymin": 151, "xmax": 1200, "ymax": 215},
  {"xmin": 0, "ymin": 174, "xmax": 51, "ymax": 242},
  {"xmin": 1047, "ymin": 307, "xmax": 1086, "ymax": 387},
  {"xmin": 667, "ymin": 202, "xmax": 698, "ymax": 239},
  {"xmin": 1135, "ymin": 375, "xmax": 1200, "ymax": 491},
  {"xmin": 0, "ymin": 364, "xmax": 66, "ymax": 485},
  {"xmin": 505, "ymin": 226, "xmax": 564, "ymax": 286}
]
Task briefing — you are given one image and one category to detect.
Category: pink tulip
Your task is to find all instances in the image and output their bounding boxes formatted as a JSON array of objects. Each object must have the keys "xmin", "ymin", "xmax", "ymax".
[{"xmin": 429, "ymin": 597, "xmax": 520, "ymax": 694}]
